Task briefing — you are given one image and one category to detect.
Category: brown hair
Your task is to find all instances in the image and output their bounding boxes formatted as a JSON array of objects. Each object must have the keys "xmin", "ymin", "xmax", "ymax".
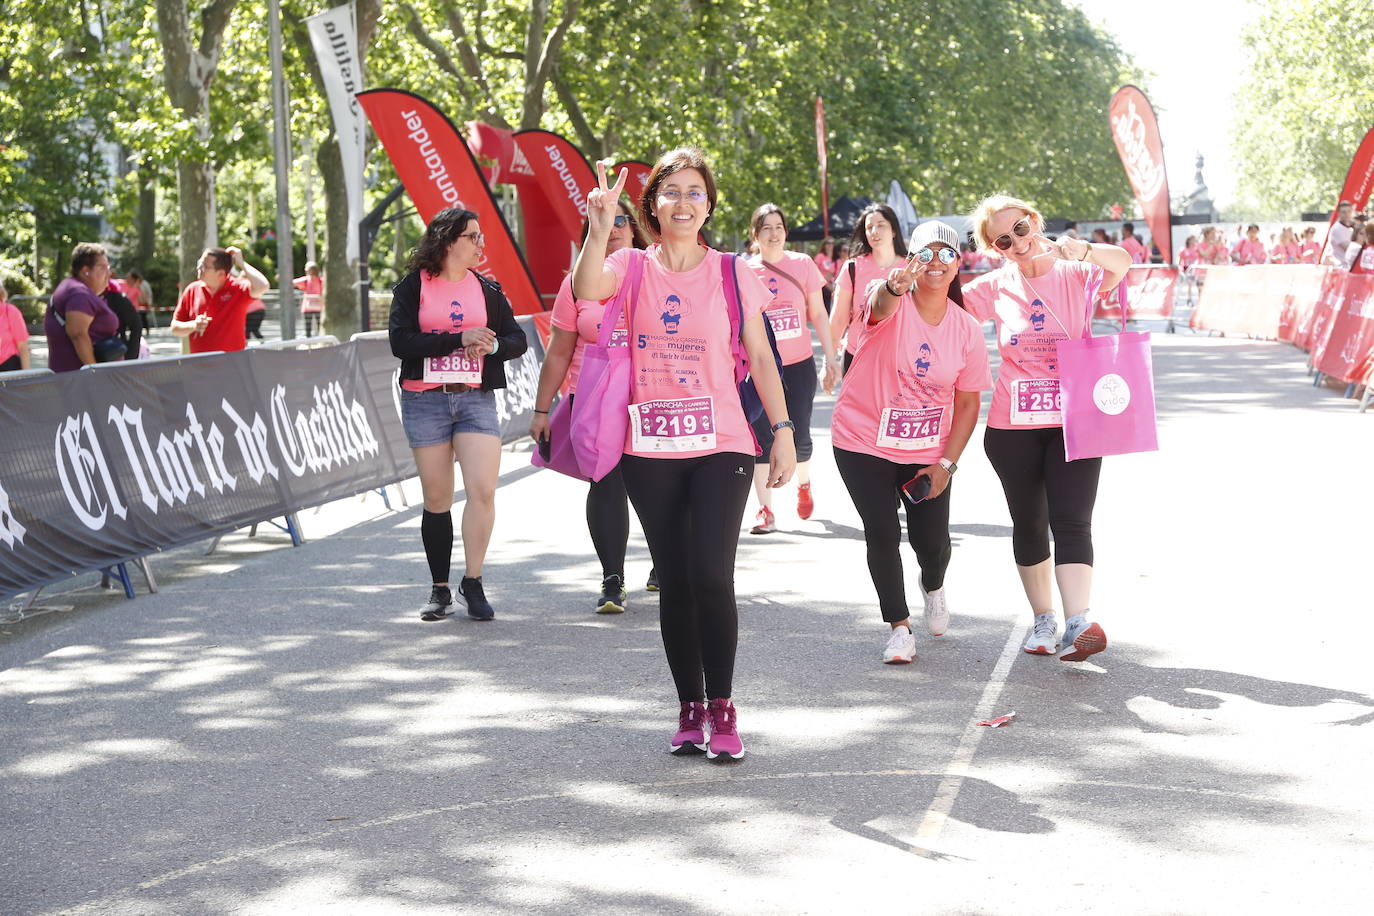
[
  {"xmin": 406, "ymin": 208, "xmax": 479, "ymax": 277},
  {"xmin": 70, "ymin": 243, "xmax": 107, "ymax": 277},
  {"xmin": 200, "ymin": 247, "xmax": 233, "ymax": 273},
  {"xmin": 750, "ymin": 203, "xmax": 787, "ymax": 238},
  {"xmin": 638, "ymin": 147, "xmax": 717, "ymax": 236}
]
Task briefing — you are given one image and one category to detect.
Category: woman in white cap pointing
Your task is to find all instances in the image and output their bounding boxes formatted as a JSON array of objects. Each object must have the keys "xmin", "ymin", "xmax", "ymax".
[{"xmin": 831, "ymin": 220, "xmax": 991, "ymax": 665}]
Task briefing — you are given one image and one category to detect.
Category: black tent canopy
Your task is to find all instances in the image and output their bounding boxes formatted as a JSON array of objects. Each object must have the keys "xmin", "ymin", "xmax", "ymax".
[{"xmin": 787, "ymin": 196, "xmax": 874, "ymax": 241}]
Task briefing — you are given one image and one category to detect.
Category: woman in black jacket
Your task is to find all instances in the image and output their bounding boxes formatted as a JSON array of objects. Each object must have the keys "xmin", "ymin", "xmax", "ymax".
[{"xmin": 389, "ymin": 207, "xmax": 528, "ymax": 623}]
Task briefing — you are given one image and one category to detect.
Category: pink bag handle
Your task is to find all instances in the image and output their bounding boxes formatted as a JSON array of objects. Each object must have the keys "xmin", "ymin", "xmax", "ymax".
[{"xmin": 595, "ymin": 249, "xmax": 646, "ymax": 347}]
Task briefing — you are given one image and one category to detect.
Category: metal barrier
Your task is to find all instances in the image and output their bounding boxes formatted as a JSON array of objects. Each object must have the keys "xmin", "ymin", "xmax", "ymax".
[
  {"xmin": 258, "ymin": 335, "xmax": 340, "ymax": 351},
  {"xmin": 0, "ymin": 368, "xmax": 54, "ymax": 386}
]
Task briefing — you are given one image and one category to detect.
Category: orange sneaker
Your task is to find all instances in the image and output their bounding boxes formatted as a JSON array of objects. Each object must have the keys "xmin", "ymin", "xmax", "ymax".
[{"xmin": 796, "ymin": 483, "xmax": 814, "ymax": 519}]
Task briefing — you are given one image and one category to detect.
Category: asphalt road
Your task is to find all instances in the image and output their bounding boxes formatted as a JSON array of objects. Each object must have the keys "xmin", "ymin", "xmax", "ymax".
[{"xmin": 3, "ymin": 324, "xmax": 1371, "ymax": 915}]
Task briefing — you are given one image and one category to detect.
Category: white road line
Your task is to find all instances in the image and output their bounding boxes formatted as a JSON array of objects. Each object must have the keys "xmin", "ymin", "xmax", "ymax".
[{"xmin": 914, "ymin": 616, "xmax": 1026, "ymax": 846}]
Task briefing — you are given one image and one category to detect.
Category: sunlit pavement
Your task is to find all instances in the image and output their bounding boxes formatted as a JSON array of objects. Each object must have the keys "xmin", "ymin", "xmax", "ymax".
[{"xmin": 3, "ymin": 322, "xmax": 1372, "ymax": 915}]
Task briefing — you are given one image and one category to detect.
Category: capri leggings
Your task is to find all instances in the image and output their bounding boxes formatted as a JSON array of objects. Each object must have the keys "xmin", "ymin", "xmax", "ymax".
[
  {"xmin": 568, "ymin": 394, "xmax": 630, "ymax": 580},
  {"xmin": 620, "ymin": 452, "xmax": 753, "ymax": 702},
  {"xmin": 983, "ymin": 426, "xmax": 1101, "ymax": 567},
  {"xmin": 833, "ymin": 447, "xmax": 952, "ymax": 624},
  {"xmin": 750, "ymin": 358, "xmax": 818, "ymax": 464}
]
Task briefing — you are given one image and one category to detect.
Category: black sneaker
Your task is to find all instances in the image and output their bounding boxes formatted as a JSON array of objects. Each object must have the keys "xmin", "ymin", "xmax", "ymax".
[
  {"xmin": 459, "ymin": 576, "xmax": 495, "ymax": 621},
  {"xmin": 596, "ymin": 575, "xmax": 627, "ymax": 614},
  {"xmin": 419, "ymin": 585, "xmax": 453, "ymax": 621},
  {"xmin": 646, "ymin": 568, "xmax": 660, "ymax": 592}
]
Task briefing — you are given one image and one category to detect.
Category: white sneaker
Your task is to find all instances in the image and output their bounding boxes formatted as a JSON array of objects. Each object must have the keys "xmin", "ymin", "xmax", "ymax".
[
  {"xmin": 923, "ymin": 587, "xmax": 949, "ymax": 636},
  {"xmin": 883, "ymin": 626, "xmax": 916, "ymax": 664},
  {"xmin": 1023, "ymin": 613, "xmax": 1059, "ymax": 655}
]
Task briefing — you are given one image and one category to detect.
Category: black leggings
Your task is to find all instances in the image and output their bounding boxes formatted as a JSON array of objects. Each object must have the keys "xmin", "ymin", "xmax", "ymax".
[
  {"xmin": 566, "ymin": 394, "xmax": 630, "ymax": 579},
  {"xmin": 304, "ymin": 313, "xmax": 321, "ymax": 337},
  {"xmin": 750, "ymin": 358, "xmax": 817, "ymax": 464},
  {"xmin": 621, "ymin": 452, "xmax": 753, "ymax": 702},
  {"xmin": 834, "ymin": 447, "xmax": 952, "ymax": 623},
  {"xmin": 984, "ymin": 426, "xmax": 1101, "ymax": 567},
  {"xmin": 245, "ymin": 311, "xmax": 265, "ymax": 340}
]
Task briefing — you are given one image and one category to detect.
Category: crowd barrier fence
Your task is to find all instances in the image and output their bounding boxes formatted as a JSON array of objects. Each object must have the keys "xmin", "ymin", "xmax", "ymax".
[
  {"xmin": 0, "ymin": 316, "xmax": 547, "ymax": 603},
  {"xmin": 1189, "ymin": 265, "xmax": 1374, "ymax": 403}
]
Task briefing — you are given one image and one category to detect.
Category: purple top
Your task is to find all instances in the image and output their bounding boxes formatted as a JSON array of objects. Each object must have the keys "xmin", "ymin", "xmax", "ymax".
[{"xmin": 44, "ymin": 277, "xmax": 119, "ymax": 372}]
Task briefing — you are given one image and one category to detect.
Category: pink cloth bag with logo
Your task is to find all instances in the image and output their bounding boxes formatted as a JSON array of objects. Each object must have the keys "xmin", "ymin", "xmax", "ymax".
[
  {"xmin": 1056, "ymin": 290, "xmax": 1159, "ymax": 461},
  {"xmin": 571, "ymin": 249, "xmax": 645, "ymax": 481}
]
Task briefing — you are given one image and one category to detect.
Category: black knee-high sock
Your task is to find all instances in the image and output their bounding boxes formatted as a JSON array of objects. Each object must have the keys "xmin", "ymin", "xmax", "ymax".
[{"xmin": 421, "ymin": 510, "xmax": 453, "ymax": 584}]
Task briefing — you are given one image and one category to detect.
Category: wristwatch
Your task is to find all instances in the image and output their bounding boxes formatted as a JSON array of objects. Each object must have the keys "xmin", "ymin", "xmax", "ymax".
[
  {"xmin": 937, "ymin": 457, "xmax": 957, "ymax": 474},
  {"xmin": 772, "ymin": 420, "xmax": 796, "ymax": 433}
]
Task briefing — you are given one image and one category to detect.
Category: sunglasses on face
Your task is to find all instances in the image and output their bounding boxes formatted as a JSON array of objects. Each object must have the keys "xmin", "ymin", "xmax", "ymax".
[
  {"xmin": 916, "ymin": 246, "xmax": 958, "ymax": 265},
  {"xmin": 992, "ymin": 217, "xmax": 1032, "ymax": 251},
  {"xmin": 613, "ymin": 214, "xmax": 630, "ymax": 228}
]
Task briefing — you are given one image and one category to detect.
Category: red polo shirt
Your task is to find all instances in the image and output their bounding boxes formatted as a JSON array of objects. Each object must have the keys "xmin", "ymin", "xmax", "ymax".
[{"xmin": 173, "ymin": 276, "xmax": 255, "ymax": 353}]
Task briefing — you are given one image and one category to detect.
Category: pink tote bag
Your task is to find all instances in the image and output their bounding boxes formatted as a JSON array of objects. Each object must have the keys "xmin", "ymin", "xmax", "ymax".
[
  {"xmin": 571, "ymin": 249, "xmax": 645, "ymax": 481},
  {"xmin": 531, "ymin": 394, "xmax": 586, "ymax": 480},
  {"xmin": 1056, "ymin": 327, "xmax": 1159, "ymax": 461}
]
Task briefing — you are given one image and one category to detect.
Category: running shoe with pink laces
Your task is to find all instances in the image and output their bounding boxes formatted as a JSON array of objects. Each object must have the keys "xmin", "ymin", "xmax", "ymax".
[
  {"xmin": 670, "ymin": 701, "xmax": 708, "ymax": 755},
  {"xmin": 706, "ymin": 698, "xmax": 745, "ymax": 760},
  {"xmin": 749, "ymin": 506, "xmax": 776, "ymax": 535}
]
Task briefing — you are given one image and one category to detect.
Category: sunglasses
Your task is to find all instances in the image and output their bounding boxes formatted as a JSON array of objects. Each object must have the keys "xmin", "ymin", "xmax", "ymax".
[
  {"xmin": 992, "ymin": 217, "xmax": 1032, "ymax": 251},
  {"xmin": 916, "ymin": 246, "xmax": 958, "ymax": 265},
  {"xmin": 613, "ymin": 214, "xmax": 630, "ymax": 228}
]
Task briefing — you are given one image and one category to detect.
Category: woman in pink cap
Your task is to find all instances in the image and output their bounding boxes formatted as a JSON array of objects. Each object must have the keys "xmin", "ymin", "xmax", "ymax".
[{"xmin": 832, "ymin": 220, "xmax": 991, "ymax": 665}]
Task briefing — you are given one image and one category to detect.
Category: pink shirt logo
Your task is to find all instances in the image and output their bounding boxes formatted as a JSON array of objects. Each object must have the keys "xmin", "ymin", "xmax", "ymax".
[
  {"xmin": 659, "ymin": 295, "xmax": 687, "ymax": 334},
  {"xmin": 913, "ymin": 342, "xmax": 933, "ymax": 378}
]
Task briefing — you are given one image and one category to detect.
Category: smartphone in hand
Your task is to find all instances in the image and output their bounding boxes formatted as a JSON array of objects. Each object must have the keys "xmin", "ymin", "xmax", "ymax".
[
  {"xmin": 901, "ymin": 473, "xmax": 932, "ymax": 504},
  {"xmin": 537, "ymin": 434, "xmax": 551, "ymax": 463}
]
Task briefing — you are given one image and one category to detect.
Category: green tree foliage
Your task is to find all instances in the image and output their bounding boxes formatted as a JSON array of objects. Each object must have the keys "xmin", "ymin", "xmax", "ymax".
[{"xmin": 1233, "ymin": 0, "xmax": 1374, "ymax": 215}]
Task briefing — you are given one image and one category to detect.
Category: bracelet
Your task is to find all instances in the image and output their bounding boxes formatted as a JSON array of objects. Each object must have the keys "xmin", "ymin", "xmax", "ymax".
[
  {"xmin": 884, "ymin": 280, "xmax": 903, "ymax": 297},
  {"xmin": 771, "ymin": 420, "xmax": 795, "ymax": 433},
  {"xmin": 1080, "ymin": 244, "xmax": 1092, "ymax": 262},
  {"xmin": 533, "ymin": 409, "xmax": 549, "ymax": 415}
]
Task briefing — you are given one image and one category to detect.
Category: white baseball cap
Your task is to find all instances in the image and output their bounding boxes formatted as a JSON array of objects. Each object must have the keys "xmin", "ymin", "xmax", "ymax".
[{"xmin": 908, "ymin": 220, "xmax": 961, "ymax": 253}]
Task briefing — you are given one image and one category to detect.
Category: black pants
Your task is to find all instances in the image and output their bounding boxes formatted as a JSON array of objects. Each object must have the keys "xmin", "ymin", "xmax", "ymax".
[
  {"xmin": 621, "ymin": 452, "xmax": 753, "ymax": 702},
  {"xmin": 834, "ymin": 447, "xmax": 952, "ymax": 623},
  {"xmin": 567, "ymin": 395, "xmax": 631, "ymax": 580},
  {"xmin": 750, "ymin": 358, "xmax": 817, "ymax": 464},
  {"xmin": 984, "ymin": 426, "xmax": 1101, "ymax": 566},
  {"xmin": 304, "ymin": 313, "xmax": 321, "ymax": 337},
  {"xmin": 245, "ymin": 311, "xmax": 266, "ymax": 340},
  {"xmin": 139, "ymin": 311, "xmax": 154, "ymax": 331}
]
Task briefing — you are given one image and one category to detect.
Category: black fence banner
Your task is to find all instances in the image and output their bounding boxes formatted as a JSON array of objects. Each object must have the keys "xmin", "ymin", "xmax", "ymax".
[{"xmin": 0, "ymin": 325, "xmax": 545, "ymax": 599}]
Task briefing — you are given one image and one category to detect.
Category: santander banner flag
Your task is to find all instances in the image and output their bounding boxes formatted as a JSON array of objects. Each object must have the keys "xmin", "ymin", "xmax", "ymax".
[
  {"xmin": 1321, "ymin": 125, "xmax": 1374, "ymax": 261},
  {"xmin": 1109, "ymin": 86, "xmax": 1172, "ymax": 264},
  {"xmin": 356, "ymin": 89, "xmax": 542, "ymax": 316},
  {"xmin": 613, "ymin": 160, "xmax": 653, "ymax": 207}
]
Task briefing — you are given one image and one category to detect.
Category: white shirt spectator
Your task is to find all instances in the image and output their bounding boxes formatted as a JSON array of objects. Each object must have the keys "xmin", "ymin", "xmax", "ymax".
[{"xmin": 1329, "ymin": 221, "xmax": 1354, "ymax": 266}]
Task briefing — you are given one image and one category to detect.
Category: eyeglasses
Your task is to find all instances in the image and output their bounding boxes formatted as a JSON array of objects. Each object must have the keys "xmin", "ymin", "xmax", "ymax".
[
  {"xmin": 459, "ymin": 231, "xmax": 484, "ymax": 244},
  {"xmin": 613, "ymin": 215, "xmax": 630, "ymax": 228},
  {"xmin": 658, "ymin": 189, "xmax": 708, "ymax": 203},
  {"xmin": 992, "ymin": 217, "xmax": 1032, "ymax": 251},
  {"xmin": 916, "ymin": 246, "xmax": 958, "ymax": 265}
]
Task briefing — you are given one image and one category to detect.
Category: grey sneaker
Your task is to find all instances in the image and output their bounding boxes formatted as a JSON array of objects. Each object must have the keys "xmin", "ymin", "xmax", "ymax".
[
  {"xmin": 1060, "ymin": 613, "xmax": 1107, "ymax": 662},
  {"xmin": 596, "ymin": 575, "xmax": 627, "ymax": 614},
  {"xmin": 419, "ymin": 585, "xmax": 453, "ymax": 622},
  {"xmin": 1023, "ymin": 613, "xmax": 1058, "ymax": 654}
]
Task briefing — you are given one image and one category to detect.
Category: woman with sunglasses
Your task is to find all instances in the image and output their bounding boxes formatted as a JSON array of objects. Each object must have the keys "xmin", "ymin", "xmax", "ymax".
[
  {"xmin": 831, "ymin": 221, "xmax": 991, "ymax": 664},
  {"xmin": 744, "ymin": 203, "xmax": 841, "ymax": 533},
  {"xmin": 573, "ymin": 149, "xmax": 794, "ymax": 761},
  {"xmin": 531, "ymin": 200, "xmax": 652, "ymax": 614},
  {"xmin": 963, "ymin": 196, "xmax": 1130, "ymax": 662},
  {"xmin": 390, "ymin": 207, "xmax": 528, "ymax": 623},
  {"xmin": 829, "ymin": 204, "xmax": 908, "ymax": 373}
]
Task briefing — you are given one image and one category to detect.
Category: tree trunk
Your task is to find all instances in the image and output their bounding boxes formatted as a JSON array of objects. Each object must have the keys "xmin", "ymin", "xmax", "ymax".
[
  {"xmin": 316, "ymin": 135, "xmax": 357, "ymax": 337},
  {"xmin": 175, "ymin": 156, "xmax": 215, "ymax": 284}
]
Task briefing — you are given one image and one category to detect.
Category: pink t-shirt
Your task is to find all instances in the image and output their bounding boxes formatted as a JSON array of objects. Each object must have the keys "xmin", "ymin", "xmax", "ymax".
[
  {"xmin": 1270, "ymin": 242, "xmax": 1299, "ymax": 264},
  {"xmin": 836, "ymin": 254, "xmax": 899, "ymax": 354},
  {"xmin": 1120, "ymin": 237, "xmax": 1148, "ymax": 264},
  {"xmin": 1178, "ymin": 246, "xmax": 1200, "ymax": 268},
  {"xmin": 831, "ymin": 296, "xmax": 991, "ymax": 463},
  {"xmin": 606, "ymin": 245, "xmax": 770, "ymax": 459},
  {"xmin": 401, "ymin": 270, "xmax": 486, "ymax": 392},
  {"xmin": 1298, "ymin": 240, "xmax": 1321, "ymax": 263},
  {"xmin": 294, "ymin": 275, "xmax": 324, "ymax": 313},
  {"xmin": 1232, "ymin": 239, "xmax": 1266, "ymax": 265},
  {"xmin": 1351, "ymin": 246, "xmax": 1374, "ymax": 275},
  {"xmin": 0, "ymin": 301, "xmax": 29, "ymax": 365},
  {"xmin": 747, "ymin": 251, "xmax": 825, "ymax": 366},
  {"xmin": 963, "ymin": 259, "xmax": 1104, "ymax": 431},
  {"xmin": 814, "ymin": 252, "xmax": 837, "ymax": 283},
  {"xmin": 550, "ymin": 273, "xmax": 627, "ymax": 394}
]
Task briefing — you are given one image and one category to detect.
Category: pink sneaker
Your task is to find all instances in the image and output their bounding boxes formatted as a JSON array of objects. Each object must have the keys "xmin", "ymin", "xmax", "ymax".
[
  {"xmin": 670, "ymin": 701, "xmax": 708, "ymax": 755},
  {"xmin": 706, "ymin": 698, "xmax": 745, "ymax": 760}
]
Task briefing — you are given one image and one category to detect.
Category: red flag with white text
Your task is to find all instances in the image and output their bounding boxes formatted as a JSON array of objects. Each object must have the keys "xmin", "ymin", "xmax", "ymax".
[
  {"xmin": 356, "ymin": 89, "xmax": 542, "ymax": 315},
  {"xmin": 1109, "ymin": 86, "xmax": 1172, "ymax": 264},
  {"xmin": 614, "ymin": 160, "xmax": 653, "ymax": 208},
  {"xmin": 1321, "ymin": 125, "xmax": 1374, "ymax": 261}
]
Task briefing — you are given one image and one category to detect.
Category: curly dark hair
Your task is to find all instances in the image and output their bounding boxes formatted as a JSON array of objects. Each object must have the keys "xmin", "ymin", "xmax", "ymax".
[{"xmin": 406, "ymin": 208, "xmax": 480, "ymax": 277}]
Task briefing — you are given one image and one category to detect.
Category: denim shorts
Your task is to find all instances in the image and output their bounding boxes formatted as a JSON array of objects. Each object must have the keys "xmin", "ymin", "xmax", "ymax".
[{"xmin": 399, "ymin": 388, "xmax": 500, "ymax": 447}]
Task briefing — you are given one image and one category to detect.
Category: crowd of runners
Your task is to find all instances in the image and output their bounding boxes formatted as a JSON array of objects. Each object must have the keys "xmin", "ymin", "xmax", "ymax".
[{"xmin": 387, "ymin": 146, "xmax": 1131, "ymax": 763}]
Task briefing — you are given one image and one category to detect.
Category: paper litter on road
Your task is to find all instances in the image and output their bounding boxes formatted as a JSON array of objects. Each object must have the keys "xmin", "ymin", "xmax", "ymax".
[{"xmin": 976, "ymin": 712, "xmax": 1016, "ymax": 727}]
